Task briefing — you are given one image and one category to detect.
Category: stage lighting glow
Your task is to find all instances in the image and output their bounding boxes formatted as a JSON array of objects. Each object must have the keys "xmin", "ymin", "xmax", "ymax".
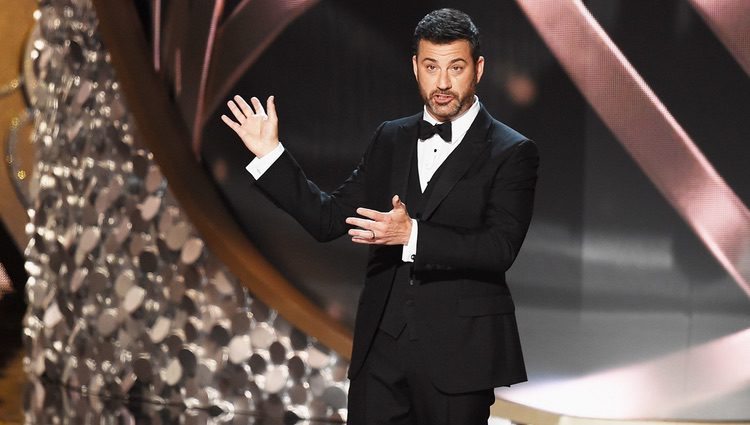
[{"xmin": 498, "ymin": 327, "xmax": 750, "ymax": 419}]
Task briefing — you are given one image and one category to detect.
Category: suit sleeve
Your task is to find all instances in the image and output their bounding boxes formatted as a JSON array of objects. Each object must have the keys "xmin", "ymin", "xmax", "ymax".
[
  {"xmin": 251, "ymin": 123, "xmax": 386, "ymax": 242},
  {"xmin": 414, "ymin": 139, "xmax": 539, "ymax": 273}
]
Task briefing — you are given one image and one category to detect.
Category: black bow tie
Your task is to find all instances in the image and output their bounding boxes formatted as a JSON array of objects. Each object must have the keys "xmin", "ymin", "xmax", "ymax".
[{"xmin": 418, "ymin": 120, "xmax": 452, "ymax": 142}]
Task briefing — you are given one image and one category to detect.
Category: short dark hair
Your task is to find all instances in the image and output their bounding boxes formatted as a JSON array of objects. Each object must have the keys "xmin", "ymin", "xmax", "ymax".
[{"xmin": 413, "ymin": 9, "xmax": 481, "ymax": 61}]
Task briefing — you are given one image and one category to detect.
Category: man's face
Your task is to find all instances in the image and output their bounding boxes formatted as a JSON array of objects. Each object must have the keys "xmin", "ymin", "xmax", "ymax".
[{"xmin": 413, "ymin": 39, "xmax": 485, "ymax": 122}]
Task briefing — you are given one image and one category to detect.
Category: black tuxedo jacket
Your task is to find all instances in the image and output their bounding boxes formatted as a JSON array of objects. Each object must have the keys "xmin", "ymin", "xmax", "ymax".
[{"xmin": 253, "ymin": 105, "xmax": 538, "ymax": 393}]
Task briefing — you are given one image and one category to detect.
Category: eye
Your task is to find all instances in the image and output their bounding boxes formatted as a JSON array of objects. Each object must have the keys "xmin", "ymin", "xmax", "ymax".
[
  {"xmin": 425, "ymin": 64, "xmax": 437, "ymax": 72},
  {"xmin": 451, "ymin": 65, "xmax": 464, "ymax": 73}
]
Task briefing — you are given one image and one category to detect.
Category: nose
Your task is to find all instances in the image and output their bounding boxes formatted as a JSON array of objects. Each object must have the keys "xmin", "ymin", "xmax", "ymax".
[{"xmin": 437, "ymin": 69, "xmax": 451, "ymax": 91}]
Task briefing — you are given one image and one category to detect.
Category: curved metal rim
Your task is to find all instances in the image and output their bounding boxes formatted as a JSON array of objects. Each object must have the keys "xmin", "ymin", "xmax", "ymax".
[{"xmin": 492, "ymin": 398, "xmax": 750, "ymax": 425}]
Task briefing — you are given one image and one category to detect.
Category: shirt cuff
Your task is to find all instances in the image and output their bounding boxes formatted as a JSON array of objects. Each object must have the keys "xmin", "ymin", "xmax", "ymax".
[
  {"xmin": 401, "ymin": 219, "xmax": 418, "ymax": 262},
  {"xmin": 245, "ymin": 143, "xmax": 284, "ymax": 180}
]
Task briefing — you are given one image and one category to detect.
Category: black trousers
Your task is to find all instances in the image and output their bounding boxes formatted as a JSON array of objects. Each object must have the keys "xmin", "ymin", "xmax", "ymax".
[{"xmin": 347, "ymin": 328, "xmax": 495, "ymax": 425}]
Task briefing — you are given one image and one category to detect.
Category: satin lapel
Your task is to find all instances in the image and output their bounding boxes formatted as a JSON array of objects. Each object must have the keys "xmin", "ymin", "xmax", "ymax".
[
  {"xmin": 421, "ymin": 106, "xmax": 493, "ymax": 220},
  {"xmin": 391, "ymin": 114, "xmax": 420, "ymax": 205}
]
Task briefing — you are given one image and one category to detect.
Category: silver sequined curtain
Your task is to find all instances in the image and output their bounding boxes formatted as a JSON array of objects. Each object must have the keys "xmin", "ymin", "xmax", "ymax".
[{"xmin": 22, "ymin": 0, "xmax": 349, "ymax": 423}]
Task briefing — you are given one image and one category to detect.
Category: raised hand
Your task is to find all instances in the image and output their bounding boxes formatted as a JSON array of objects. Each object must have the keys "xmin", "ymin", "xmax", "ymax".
[
  {"xmin": 346, "ymin": 195, "xmax": 413, "ymax": 245},
  {"xmin": 221, "ymin": 95, "xmax": 279, "ymax": 158}
]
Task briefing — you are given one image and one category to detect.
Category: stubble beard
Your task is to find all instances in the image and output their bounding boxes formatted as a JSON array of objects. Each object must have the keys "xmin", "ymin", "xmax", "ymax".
[{"xmin": 422, "ymin": 78, "xmax": 477, "ymax": 122}]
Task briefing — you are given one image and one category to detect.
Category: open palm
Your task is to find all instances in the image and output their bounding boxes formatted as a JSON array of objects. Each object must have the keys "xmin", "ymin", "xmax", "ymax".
[{"xmin": 222, "ymin": 95, "xmax": 280, "ymax": 158}]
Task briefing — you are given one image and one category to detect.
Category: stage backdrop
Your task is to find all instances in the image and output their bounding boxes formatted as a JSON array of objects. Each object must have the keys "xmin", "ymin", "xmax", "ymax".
[{"xmin": 201, "ymin": 0, "xmax": 750, "ymax": 420}]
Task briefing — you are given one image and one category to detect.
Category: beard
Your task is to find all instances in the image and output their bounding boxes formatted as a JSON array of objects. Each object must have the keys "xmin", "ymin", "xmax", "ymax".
[{"xmin": 420, "ymin": 78, "xmax": 477, "ymax": 122}]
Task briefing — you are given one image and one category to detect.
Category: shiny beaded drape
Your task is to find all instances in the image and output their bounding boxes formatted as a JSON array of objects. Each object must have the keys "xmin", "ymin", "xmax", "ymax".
[{"xmin": 22, "ymin": 0, "xmax": 348, "ymax": 423}]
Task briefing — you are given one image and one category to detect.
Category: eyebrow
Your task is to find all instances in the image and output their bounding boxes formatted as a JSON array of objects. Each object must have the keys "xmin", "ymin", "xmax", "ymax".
[{"xmin": 421, "ymin": 57, "xmax": 468, "ymax": 64}]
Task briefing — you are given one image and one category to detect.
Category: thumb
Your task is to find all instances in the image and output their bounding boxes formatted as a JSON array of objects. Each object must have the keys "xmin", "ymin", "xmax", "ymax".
[{"xmin": 392, "ymin": 195, "xmax": 406, "ymax": 210}]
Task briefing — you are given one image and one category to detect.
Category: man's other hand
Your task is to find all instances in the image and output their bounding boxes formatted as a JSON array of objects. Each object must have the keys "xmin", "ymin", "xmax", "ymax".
[
  {"xmin": 222, "ymin": 95, "xmax": 279, "ymax": 158},
  {"xmin": 346, "ymin": 195, "xmax": 413, "ymax": 245}
]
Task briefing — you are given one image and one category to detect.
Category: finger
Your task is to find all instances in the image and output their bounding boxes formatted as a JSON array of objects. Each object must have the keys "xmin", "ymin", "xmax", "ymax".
[
  {"xmin": 235, "ymin": 95, "xmax": 256, "ymax": 118},
  {"xmin": 250, "ymin": 96, "xmax": 267, "ymax": 117},
  {"xmin": 350, "ymin": 237, "xmax": 376, "ymax": 245},
  {"xmin": 346, "ymin": 217, "xmax": 375, "ymax": 229},
  {"xmin": 221, "ymin": 115, "xmax": 240, "ymax": 132},
  {"xmin": 356, "ymin": 207, "xmax": 385, "ymax": 221},
  {"xmin": 227, "ymin": 100, "xmax": 247, "ymax": 123},
  {"xmin": 267, "ymin": 95, "xmax": 277, "ymax": 121},
  {"xmin": 348, "ymin": 229, "xmax": 375, "ymax": 239}
]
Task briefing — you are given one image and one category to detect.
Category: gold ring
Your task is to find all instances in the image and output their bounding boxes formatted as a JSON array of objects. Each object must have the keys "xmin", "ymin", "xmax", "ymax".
[{"xmin": 369, "ymin": 230, "xmax": 376, "ymax": 240}]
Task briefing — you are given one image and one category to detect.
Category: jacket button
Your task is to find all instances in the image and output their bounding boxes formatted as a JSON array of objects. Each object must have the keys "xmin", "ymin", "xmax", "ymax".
[
  {"xmin": 406, "ymin": 300, "xmax": 414, "ymax": 306},
  {"xmin": 409, "ymin": 279, "xmax": 414, "ymax": 286}
]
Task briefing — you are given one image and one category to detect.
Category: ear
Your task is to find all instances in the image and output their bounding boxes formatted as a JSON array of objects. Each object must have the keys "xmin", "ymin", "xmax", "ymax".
[
  {"xmin": 412, "ymin": 55, "xmax": 418, "ymax": 80},
  {"xmin": 475, "ymin": 56, "xmax": 485, "ymax": 84}
]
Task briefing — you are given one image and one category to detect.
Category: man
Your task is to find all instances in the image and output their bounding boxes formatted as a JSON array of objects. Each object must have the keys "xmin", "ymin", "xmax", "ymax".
[{"xmin": 222, "ymin": 8, "xmax": 538, "ymax": 424}]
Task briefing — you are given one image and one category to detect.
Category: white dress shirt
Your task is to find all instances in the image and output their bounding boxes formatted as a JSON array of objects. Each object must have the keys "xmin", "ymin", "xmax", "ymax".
[{"xmin": 247, "ymin": 96, "xmax": 482, "ymax": 263}]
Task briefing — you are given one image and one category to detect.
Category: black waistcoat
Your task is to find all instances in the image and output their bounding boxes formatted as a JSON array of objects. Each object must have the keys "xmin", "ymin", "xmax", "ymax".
[{"xmin": 378, "ymin": 147, "xmax": 447, "ymax": 340}]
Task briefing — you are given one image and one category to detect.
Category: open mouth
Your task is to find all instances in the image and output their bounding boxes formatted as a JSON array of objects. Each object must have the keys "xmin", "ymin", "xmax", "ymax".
[{"xmin": 432, "ymin": 93, "xmax": 455, "ymax": 105}]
